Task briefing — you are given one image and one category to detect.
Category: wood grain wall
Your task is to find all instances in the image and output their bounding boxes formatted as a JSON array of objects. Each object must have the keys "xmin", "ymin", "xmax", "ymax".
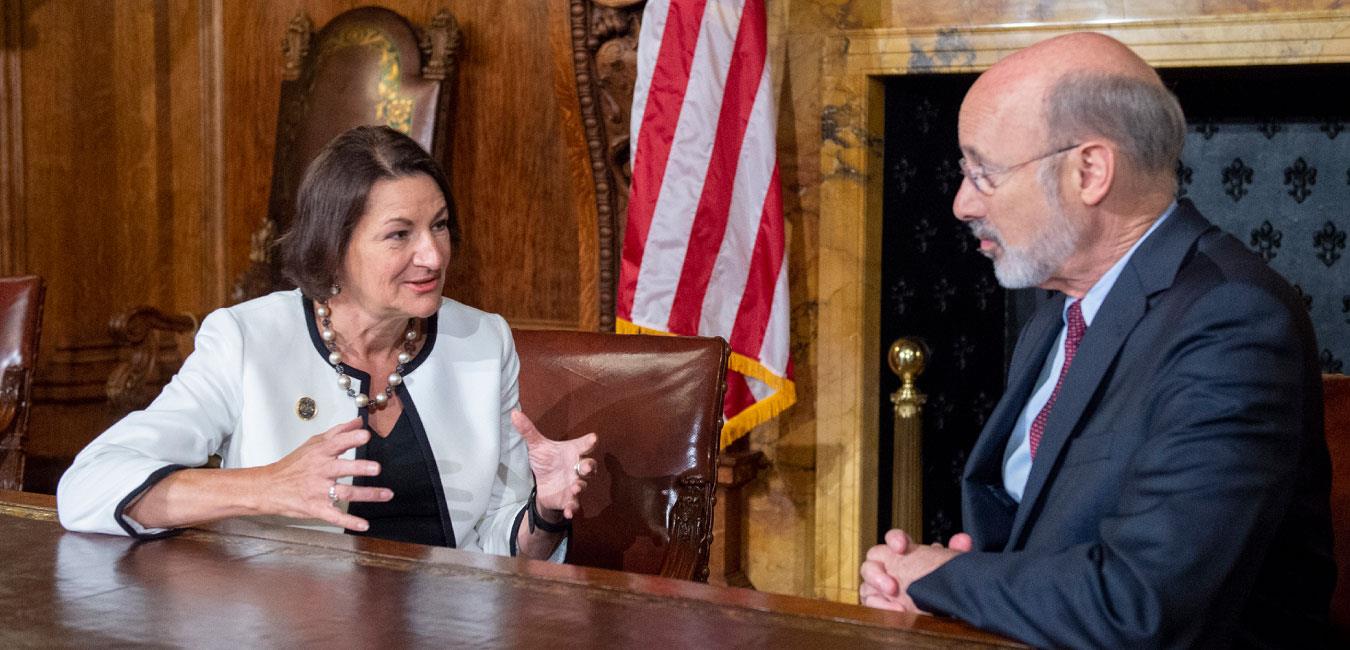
[{"xmin": 2, "ymin": 0, "xmax": 595, "ymax": 490}]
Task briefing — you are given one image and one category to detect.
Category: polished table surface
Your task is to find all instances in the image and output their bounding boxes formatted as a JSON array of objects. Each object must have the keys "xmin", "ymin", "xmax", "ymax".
[{"xmin": 0, "ymin": 490, "xmax": 1020, "ymax": 648}]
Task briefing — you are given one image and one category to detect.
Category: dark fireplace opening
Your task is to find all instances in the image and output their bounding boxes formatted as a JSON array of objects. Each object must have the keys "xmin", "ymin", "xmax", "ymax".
[{"xmin": 878, "ymin": 64, "xmax": 1349, "ymax": 545}]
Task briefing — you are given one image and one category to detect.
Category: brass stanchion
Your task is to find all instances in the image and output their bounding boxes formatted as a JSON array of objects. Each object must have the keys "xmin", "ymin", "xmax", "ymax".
[{"xmin": 888, "ymin": 338, "xmax": 927, "ymax": 539}]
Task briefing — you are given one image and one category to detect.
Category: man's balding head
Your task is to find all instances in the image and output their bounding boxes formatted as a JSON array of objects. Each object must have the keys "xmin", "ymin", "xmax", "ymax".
[{"xmin": 963, "ymin": 32, "xmax": 1185, "ymax": 180}]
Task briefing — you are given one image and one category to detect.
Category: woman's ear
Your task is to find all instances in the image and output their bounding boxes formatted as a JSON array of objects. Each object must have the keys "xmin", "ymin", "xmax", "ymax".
[{"xmin": 1072, "ymin": 141, "xmax": 1114, "ymax": 206}]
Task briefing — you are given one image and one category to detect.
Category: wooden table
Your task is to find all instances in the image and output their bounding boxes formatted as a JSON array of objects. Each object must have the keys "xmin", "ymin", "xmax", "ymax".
[{"xmin": 0, "ymin": 490, "xmax": 1019, "ymax": 648}]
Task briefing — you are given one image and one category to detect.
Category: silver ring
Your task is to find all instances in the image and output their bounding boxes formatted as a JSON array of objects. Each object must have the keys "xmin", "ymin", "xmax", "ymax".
[
  {"xmin": 573, "ymin": 461, "xmax": 584, "ymax": 478},
  {"xmin": 328, "ymin": 483, "xmax": 339, "ymax": 507}
]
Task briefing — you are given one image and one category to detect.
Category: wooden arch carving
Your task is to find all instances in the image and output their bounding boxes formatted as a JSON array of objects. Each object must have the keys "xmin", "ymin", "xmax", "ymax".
[{"xmin": 563, "ymin": 0, "xmax": 644, "ymax": 331}]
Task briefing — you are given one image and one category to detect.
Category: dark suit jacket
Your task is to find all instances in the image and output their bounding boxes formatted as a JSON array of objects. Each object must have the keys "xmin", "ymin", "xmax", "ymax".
[{"xmin": 909, "ymin": 201, "xmax": 1335, "ymax": 648}]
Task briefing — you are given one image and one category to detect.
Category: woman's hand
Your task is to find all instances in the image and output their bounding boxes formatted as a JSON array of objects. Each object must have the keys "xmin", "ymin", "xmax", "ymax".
[
  {"xmin": 513, "ymin": 410, "xmax": 597, "ymax": 521},
  {"xmin": 253, "ymin": 417, "xmax": 392, "ymax": 531},
  {"xmin": 121, "ymin": 418, "xmax": 391, "ymax": 532}
]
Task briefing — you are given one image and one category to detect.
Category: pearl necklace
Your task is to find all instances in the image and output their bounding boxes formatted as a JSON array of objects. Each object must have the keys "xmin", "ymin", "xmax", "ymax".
[{"xmin": 317, "ymin": 301, "xmax": 418, "ymax": 409}]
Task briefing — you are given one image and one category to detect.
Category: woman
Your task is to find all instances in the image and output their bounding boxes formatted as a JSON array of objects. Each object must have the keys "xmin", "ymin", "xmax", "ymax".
[{"xmin": 57, "ymin": 126, "xmax": 594, "ymax": 560}]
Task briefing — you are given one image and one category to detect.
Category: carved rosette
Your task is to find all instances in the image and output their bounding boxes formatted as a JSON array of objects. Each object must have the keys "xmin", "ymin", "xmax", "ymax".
[
  {"xmin": 419, "ymin": 9, "xmax": 462, "ymax": 81},
  {"xmin": 569, "ymin": 0, "xmax": 644, "ymax": 331}
]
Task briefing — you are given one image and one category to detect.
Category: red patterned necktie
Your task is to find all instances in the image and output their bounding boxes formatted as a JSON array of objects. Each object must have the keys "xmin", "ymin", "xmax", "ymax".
[{"xmin": 1029, "ymin": 300, "xmax": 1086, "ymax": 459}]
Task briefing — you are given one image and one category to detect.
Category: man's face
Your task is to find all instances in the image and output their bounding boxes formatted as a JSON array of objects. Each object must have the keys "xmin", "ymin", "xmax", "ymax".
[{"xmin": 952, "ymin": 91, "xmax": 1082, "ymax": 289}]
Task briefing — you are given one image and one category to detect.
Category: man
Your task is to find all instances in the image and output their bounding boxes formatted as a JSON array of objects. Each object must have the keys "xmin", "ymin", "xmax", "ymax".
[{"xmin": 859, "ymin": 32, "xmax": 1335, "ymax": 647}]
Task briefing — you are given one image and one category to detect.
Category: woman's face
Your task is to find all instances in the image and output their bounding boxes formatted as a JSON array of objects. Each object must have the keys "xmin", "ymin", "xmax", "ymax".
[{"xmin": 337, "ymin": 174, "xmax": 452, "ymax": 321}]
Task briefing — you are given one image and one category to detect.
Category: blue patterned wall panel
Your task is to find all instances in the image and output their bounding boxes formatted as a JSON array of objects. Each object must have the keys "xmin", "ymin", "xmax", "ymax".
[{"xmin": 1179, "ymin": 124, "xmax": 1346, "ymax": 373}]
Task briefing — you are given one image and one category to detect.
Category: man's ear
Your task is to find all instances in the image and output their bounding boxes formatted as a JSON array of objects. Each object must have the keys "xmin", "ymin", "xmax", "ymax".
[{"xmin": 1072, "ymin": 141, "xmax": 1114, "ymax": 206}]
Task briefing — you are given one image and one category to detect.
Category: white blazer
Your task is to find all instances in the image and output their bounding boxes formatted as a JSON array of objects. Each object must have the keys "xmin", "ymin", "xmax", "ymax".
[{"xmin": 58, "ymin": 290, "xmax": 534, "ymax": 556}]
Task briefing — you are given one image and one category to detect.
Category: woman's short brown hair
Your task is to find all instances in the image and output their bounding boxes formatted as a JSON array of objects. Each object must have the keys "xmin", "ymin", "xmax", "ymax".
[{"xmin": 277, "ymin": 125, "xmax": 459, "ymax": 300}]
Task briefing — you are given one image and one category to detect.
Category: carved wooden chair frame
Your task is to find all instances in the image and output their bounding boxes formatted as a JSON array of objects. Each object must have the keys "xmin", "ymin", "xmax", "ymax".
[
  {"xmin": 1, "ymin": 276, "xmax": 46, "ymax": 490},
  {"xmin": 108, "ymin": 7, "xmax": 462, "ymax": 411}
]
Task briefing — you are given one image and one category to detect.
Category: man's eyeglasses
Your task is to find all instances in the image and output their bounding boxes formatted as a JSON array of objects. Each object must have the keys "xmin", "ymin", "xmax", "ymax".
[{"xmin": 957, "ymin": 143, "xmax": 1080, "ymax": 195}]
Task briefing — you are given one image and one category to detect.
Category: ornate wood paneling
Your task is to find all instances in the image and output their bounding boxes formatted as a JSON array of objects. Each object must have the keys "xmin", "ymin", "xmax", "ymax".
[
  {"xmin": 5, "ymin": 0, "xmax": 219, "ymax": 486},
  {"xmin": 556, "ymin": 0, "xmax": 644, "ymax": 332},
  {"xmin": 221, "ymin": 1, "xmax": 587, "ymax": 331},
  {"xmin": 9, "ymin": 1, "xmax": 603, "ymax": 489},
  {"xmin": 1, "ymin": 0, "xmax": 24, "ymax": 277}
]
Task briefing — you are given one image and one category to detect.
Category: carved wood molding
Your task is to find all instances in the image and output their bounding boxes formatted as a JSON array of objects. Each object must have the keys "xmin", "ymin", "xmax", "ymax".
[
  {"xmin": 281, "ymin": 12, "xmax": 313, "ymax": 82},
  {"xmin": 30, "ymin": 334, "xmax": 185, "ymax": 406},
  {"xmin": 660, "ymin": 475, "xmax": 716, "ymax": 582},
  {"xmin": 103, "ymin": 307, "xmax": 196, "ymax": 411},
  {"xmin": 1, "ymin": 366, "xmax": 30, "ymax": 490},
  {"xmin": 0, "ymin": 1, "xmax": 25, "ymax": 276},
  {"xmin": 201, "ymin": 0, "xmax": 226, "ymax": 307},
  {"xmin": 0, "ymin": 367, "xmax": 22, "ymax": 438},
  {"xmin": 566, "ymin": 0, "xmax": 644, "ymax": 332},
  {"xmin": 233, "ymin": 10, "xmax": 315, "ymax": 303},
  {"xmin": 419, "ymin": 9, "xmax": 461, "ymax": 82}
]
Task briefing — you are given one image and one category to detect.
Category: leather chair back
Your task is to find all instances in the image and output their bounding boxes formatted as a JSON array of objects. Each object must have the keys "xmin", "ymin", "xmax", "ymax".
[
  {"xmin": 234, "ymin": 6, "xmax": 459, "ymax": 300},
  {"xmin": 0, "ymin": 276, "xmax": 45, "ymax": 490},
  {"xmin": 1326, "ymin": 373, "xmax": 1350, "ymax": 640},
  {"xmin": 513, "ymin": 330, "xmax": 728, "ymax": 581}
]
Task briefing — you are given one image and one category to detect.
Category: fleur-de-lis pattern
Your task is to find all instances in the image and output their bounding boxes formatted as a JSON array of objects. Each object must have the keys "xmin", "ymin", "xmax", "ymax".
[
  {"xmin": 1314, "ymin": 221, "xmax": 1346, "ymax": 267},
  {"xmin": 1259, "ymin": 119, "xmax": 1284, "ymax": 139},
  {"xmin": 932, "ymin": 276, "xmax": 957, "ymax": 313},
  {"xmin": 1175, "ymin": 98, "xmax": 1347, "ymax": 380},
  {"xmin": 936, "ymin": 157, "xmax": 964, "ymax": 198},
  {"xmin": 912, "ymin": 97, "xmax": 939, "ymax": 135},
  {"xmin": 912, "ymin": 215, "xmax": 940, "ymax": 254},
  {"xmin": 1222, "ymin": 158, "xmax": 1254, "ymax": 201},
  {"xmin": 1249, "ymin": 220, "xmax": 1282, "ymax": 262},
  {"xmin": 888, "ymin": 157, "xmax": 917, "ymax": 195},
  {"xmin": 950, "ymin": 334, "xmax": 974, "ymax": 372},
  {"xmin": 888, "ymin": 277, "xmax": 916, "ymax": 317},
  {"xmin": 881, "ymin": 73, "xmax": 1006, "ymax": 543},
  {"xmin": 1283, "ymin": 157, "xmax": 1317, "ymax": 203}
]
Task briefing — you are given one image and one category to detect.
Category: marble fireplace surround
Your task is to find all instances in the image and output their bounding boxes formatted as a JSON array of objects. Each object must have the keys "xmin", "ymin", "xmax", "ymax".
[{"xmin": 813, "ymin": 10, "xmax": 1350, "ymax": 603}]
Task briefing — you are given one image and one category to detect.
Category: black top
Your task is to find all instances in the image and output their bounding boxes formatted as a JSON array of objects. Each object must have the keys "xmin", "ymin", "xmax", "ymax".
[{"xmin": 346, "ymin": 410, "xmax": 450, "ymax": 548}]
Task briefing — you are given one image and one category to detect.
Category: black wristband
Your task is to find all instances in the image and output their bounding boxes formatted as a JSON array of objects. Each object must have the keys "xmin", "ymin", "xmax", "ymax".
[{"xmin": 527, "ymin": 485, "xmax": 570, "ymax": 534}]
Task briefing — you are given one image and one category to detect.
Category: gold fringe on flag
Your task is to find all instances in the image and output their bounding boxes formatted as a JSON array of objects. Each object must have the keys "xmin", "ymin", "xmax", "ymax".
[{"xmin": 615, "ymin": 318, "xmax": 796, "ymax": 448}]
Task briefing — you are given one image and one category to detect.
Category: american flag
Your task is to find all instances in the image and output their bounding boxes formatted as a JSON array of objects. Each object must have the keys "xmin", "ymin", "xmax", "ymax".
[{"xmin": 617, "ymin": 0, "xmax": 794, "ymax": 447}]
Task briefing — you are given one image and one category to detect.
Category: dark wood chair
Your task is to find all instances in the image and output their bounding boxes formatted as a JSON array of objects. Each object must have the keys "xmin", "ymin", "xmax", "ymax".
[
  {"xmin": 0, "ymin": 276, "xmax": 46, "ymax": 490},
  {"xmin": 1326, "ymin": 373, "xmax": 1350, "ymax": 642},
  {"xmin": 107, "ymin": 6, "xmax": 461, "ymax": 411},
  {"xmin": 514, "ymin": 329, "xmax": 729, "ymax": 581}
]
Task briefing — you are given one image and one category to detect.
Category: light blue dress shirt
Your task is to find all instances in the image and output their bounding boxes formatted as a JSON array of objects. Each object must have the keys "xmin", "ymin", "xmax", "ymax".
[{"xmin": 1002, "ymin": 203, "xmax": 1176, "ymax": 502}]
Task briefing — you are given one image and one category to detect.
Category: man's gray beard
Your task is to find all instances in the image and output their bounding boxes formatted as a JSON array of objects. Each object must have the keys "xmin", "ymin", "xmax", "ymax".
[{"xmin": 980, "ymin": 164, "xmax": 1081, "ymax": 289}]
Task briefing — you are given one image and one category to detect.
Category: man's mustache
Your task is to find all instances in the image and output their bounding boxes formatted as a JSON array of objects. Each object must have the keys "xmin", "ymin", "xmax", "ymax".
[{"xmin": 969, "ymin": 222, "xmax": 1002, "ymax": 246}]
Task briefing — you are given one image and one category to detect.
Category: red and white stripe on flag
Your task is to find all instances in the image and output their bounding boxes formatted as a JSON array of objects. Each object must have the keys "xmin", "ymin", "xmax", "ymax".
[{"xmin": 617, "ymin": 0, "xmax": 795, "ymax": 448}]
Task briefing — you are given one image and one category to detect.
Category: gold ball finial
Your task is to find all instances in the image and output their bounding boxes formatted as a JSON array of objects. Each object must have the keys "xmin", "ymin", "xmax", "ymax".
[{"xmin": 888, "ymin": 338, "xmax": 927, "ymax": 379}]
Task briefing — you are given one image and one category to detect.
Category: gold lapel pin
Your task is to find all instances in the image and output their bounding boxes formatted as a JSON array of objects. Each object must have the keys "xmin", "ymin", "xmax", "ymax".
[{"xmin": 296, "ymin": 396, "xmax": 317, "ymax": 421}]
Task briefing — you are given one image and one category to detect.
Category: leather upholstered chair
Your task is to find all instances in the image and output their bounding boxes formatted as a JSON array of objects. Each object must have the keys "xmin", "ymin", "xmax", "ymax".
[
  {"xmin": 1325, "ymin": 373, "xmax": 1350, "ymax": 641},
  {"xmin": 0, "ymin": 276, "xmax": 46, "ymax": 490},
  {"xmin": 107, "ymin": 7, "xmax": 461, "ymax": 411},
  {"xmin": 513, "ymin": 330, "xmax": 729, "ymax": 581}
]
